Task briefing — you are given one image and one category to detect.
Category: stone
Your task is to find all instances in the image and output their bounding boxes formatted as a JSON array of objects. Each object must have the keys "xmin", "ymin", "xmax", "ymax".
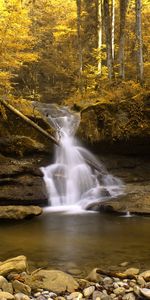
[
  {"xmin": 140, "ymin": 288, "xmax": 150, "ymax": 299},
  {"xmin": 12, "ymin": 280, "xmax": 31, "ymax": 295},
  {"xmin": 133, "ymin": 285, "xmax": 140, "ymax": 296},
  {"xmin": 0, "ymin": 206, "xmax": 42, "ymax": 220},
  {"xmin": 124, "ymin": 268, "xmax": 139, "ymax": 276},
  {"xmin": 139, "ymin": 270, "xmax": 150, "ymax": 281},
  {"xmin": 26, "ymin": 269, "xmax": 79, "ymax": 293},
  {"xmin": 86, "ymin": 268, "xmax": 102, "ymax": 283},
  {"xmin": 67, "ymin": 292, "xmax": 83, "ymax": 299},
  {"xmin": 14, "ymin": 293, "xmax": 30, "ymax": 300},
  {"xmin": 34, "ymin": 292, "xmax": 41, "ymax": 297},
  {"xmin": 122, "ymin": 292, "xmax": 135, "ymax": 300},
  {"xmin": 83, "ymin": 285, "xmax": 95, "ymax": 297},
  {"xmin": 67, "ymin": 268, "xmax": 82, "ymax": 276},
  {"xmin": 137, "ymin": 276, "xmax": 146, "ymax": 286},
  {"xmin": 113, "ymin": 287, "xmax": 125, "ymax": 296},
  {"xmin": 103, "ymin": 277, "xmax": 113, "ymax": 285},
  {"xmin": 93, "ymin": 291, "xmax": 102, "ymax": 300},
  {"xmin": 0, "ymin": 291, "xmax": 14, "ymax": 299},
  {"xmin": 0, "ymin": 256, "xmax": 27, "ymax": 277},
  {"xmin": 0, "ymin": 275, "xmax": 13, "ymax": 293},
  {"xmin": 56, "ymin": 297, "xmax": 66, "ymax": 300},
  {"xmin": 119, "ymin": 262, "xmax": 129, "ymax": 267}
]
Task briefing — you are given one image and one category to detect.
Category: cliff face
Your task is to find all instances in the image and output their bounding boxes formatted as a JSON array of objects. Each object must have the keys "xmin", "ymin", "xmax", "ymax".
[{"xmin": 77, "ymin": 93, "xmax": 150, "ymax": 155}]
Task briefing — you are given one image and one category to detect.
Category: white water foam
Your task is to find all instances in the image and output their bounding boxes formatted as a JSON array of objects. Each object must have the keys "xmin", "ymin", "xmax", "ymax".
[{"xmin": 40, "ymin": 105, "xmax": 124, "ymax": 211}]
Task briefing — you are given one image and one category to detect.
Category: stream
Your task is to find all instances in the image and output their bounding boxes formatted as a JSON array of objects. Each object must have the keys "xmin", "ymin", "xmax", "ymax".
[{"xmin": 0, "ymin": 211, "xmax": 150, "ymax": 274}]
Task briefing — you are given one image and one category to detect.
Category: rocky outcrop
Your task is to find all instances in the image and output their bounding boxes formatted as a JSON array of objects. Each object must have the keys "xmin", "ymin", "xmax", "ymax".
[
  {"xmin": 0, "ymin": 205, "xmax": 42, "ymax": 219},
  {"xmin": 86, "ymin": 154, "xmax": 150, "ymax": 215},
  {"xmin": 78, "ymin": 95, "xmax": 150, "ymax": 155},
  {"xmin": 0, "ymin": 154, "xmax": 48, "ymax": 206}
]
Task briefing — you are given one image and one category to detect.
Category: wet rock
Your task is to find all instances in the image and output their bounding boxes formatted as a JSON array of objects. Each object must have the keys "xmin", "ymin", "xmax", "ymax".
[
  {"xmin": 96, "ymin": 193, "xmax": 150, "ymax": 215},
  {"xmin": 86, "ymin": 268, "xmax": 103, "ymax": 283},
  {"xmin": 83, "ymin": 285, "xmax": 95, "ymax": 297},
  {"xmin": 67, "ymin": 292, "xmax": 83, "ymax": 299},
  {"xmin": 0, "ymin": 291, "xmax": 14, "ymax": 299},
  {"xmin": 103, "ymin": 277, "xmax": 113, "ymax": 285},
  {"xmin": 26, "ymin": 270, "xmax": 79, "ymax": 293},
  {"xmin": 12, "ymin": 280, "xmax": 31, "ymax": 296},
  {"xmin": 124, "ymin": 268, "xmax": 139, "ymax": 276},
  {"xmin": 139, "ymin": 270, "xmax": 150, "ymax": 281},
  {"xmin": 140, "ymin": 288, "xmax": 150, "ymax": 299},
  {"xmin": 137, "ymin": 276, "xmax": 146, "ymax": 286},
  {"xmin": 113, "ymin": 287, "xmax": 125, "ymax": 296},
  {"xmin": 0, "ymin": 206, "xmax": 42, "ymax": 220},
  {"xmin": 14, "ymin": 293, "xmax": 30, "ymax": 300},
  {"xmin": 92, "ymin": 291, "xmax": 102, "ymax": 300},
  {"xmin": 0, "ymin": 256, "xmax": 27, "ymax": 277},
  {"xmin": 119, "ymin": 262, "xmax": 129, "ymax": 267},
  {"xmin": 122, "ymin": 292, "xmax": 136, "ymax": 300}
]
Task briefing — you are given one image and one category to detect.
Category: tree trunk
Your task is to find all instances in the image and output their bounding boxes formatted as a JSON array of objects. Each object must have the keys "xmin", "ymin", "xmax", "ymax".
[
  {"xmin": 76, "ymin": 0, "xmax": 83, "ymax": 92},
  {"xmin": 119, "ymin": 0, "xmax": 129, "ymax": 79},
  {"xmin": 97, "ymin": 0, "xmax": 103, "ymax": 75},
  {"xmin": 103, "ymin": 0, "xmax": 114, "ymax": 79},
  {"xmin": 135, "ymin": 0, "xmax": 143, "ymax": 82},
  {"xmin": 0, "ymin": 98, "xmax": 59, "ymax": 145},
  {"xmin": 111, "ymin": 0, "xmax": 115, "ymax": 61}
]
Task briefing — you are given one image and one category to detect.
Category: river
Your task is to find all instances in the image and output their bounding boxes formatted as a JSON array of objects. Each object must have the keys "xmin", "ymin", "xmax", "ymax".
[{"xmin": 0, "ymin": 210, "xmax": 150, "ymax": 275}]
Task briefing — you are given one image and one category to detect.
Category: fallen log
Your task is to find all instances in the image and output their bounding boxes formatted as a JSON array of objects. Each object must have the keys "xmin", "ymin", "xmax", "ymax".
[
  {"xmin": 0, "ymin": 255, "xmax": 28, "ymax": 276},
  {"xmin": 0, "ymin": 98, "xmax": 59, "ymax": 146}
]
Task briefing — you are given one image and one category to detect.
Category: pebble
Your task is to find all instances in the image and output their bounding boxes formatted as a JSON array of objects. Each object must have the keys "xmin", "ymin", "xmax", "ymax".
[
  {"xmin": 103, "ymin": 277, "xmax": 113, "ymax": 285},
  {"xmin": 113, "ymin": 287, "xmax": 126, "ymax": 295},
  {"xmin": 119, "ymin": 262, "xmax": 129, "ymax": 267},
  {"xmin": 122, "ymin": 292, "xmax": 136, "ymax": 300},
  {"xmin": 83, "ymin": 285, "xmax": 95, "ymax": 297},
  {"xmin": 14, "ymin": 293, "xmax": 30, "ymax": 300},
  {"xmin": 140, "ymin": 288, "xmax": 150, "ymax": 299},
  {"xmin": 67, "ymin": 291, "xmax": 83, "ymax": 299},
  {"xmin": 34, "ymin": 292, "xmax": 41, "ymax": 297}
]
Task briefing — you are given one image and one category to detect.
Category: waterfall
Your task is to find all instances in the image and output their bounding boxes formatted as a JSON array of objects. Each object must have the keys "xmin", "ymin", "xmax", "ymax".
[{"xmin": 39, "ymin": 104, "xmax": 124, "ymax": 211}]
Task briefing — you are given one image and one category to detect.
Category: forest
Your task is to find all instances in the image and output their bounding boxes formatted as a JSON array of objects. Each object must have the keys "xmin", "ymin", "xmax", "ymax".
[{"xmin": 0, "ymin": 0, "xmax": 149, "ymax": 106}]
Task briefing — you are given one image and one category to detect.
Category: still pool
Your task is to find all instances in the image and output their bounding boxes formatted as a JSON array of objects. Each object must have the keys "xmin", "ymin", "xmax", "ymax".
[{"xmin": 0, "ymin": 210, "xmax": 150, "ymax": 274}]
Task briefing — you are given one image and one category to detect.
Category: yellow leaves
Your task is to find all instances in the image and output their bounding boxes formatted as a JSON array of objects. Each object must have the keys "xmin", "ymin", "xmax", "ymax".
[{"xmin": 0, "ymin": 0, "xmax": 38, "ymax": 93}]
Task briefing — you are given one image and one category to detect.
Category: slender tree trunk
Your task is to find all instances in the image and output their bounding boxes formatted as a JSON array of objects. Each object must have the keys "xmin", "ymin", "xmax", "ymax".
[
  {"xmin": 0, "ymin": 98, "xmax": 59, "ymax": 145},
  {"xmin": 135, "ymin": 0, "xmax": 143, "ymax": 82},
  {"xmin": 76, "ymin": 0, "xmax": 83, "ymax": 92},
  {"xmin": 97, "ymin": 0, "xmax": 103, "ymax": 75},
  {"xmin": 111, "ymin": 0, "xmax": 115, "ymax": 61},
  {"xmin": 119, "ymin": 0, "xmax": 129, "ymax": 79},
  {"xmin": 104, "ymin": 0, "xmax": 114, "ymax": 79}
]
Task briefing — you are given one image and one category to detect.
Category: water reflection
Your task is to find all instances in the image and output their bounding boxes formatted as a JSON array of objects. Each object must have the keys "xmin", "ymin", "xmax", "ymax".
[{"xmin": 0, "ymin": 212, "xmax": 150, "ymax": 273}]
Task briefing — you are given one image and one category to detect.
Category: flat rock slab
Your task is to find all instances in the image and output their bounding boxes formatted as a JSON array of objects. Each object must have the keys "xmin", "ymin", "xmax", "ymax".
[
  {"xmin": 0, "ymin": 206, "xmax": 42, "ymax": 219},
  {"xmin": 88, "ymin": 193, "xmax": 150, "ymax": 215},
  {"xmin": 26, "ymin": 270, "xmax": 79, "ymax": 293}
]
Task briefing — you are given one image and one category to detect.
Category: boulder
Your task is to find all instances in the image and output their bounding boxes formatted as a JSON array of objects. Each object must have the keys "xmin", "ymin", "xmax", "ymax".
[
  {"xmin": 25, "ymin": 269, "xmax": 79, "ymax": 293},
  {"xmin": 0, "ymin": 291, "xmax": 14, "ymax": 299},
  {"xmin": 0, "ymin": 206, "xmax": 42, "ymax": 220},
  {"xmin": 0, "ymin": 256, "xmax": 27, "ymax": 277}
]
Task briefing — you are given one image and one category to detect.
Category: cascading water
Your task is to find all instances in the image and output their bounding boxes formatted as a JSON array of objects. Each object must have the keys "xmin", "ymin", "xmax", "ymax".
[{"xmin": 39, "ymin": 104, "xmax": 124, "ymax": 211}]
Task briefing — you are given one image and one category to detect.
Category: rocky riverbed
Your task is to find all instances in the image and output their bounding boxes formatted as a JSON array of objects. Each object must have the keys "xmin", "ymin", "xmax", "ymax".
[{"xmin": 1, "ymin": 255, "xmax": 150, "ymax": 300}]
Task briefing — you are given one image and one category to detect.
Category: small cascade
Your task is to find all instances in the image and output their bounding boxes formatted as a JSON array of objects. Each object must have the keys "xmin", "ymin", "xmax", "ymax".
[{"xmin": 39, "ymin": 105, "xmax": 124, "ymax": 210}]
